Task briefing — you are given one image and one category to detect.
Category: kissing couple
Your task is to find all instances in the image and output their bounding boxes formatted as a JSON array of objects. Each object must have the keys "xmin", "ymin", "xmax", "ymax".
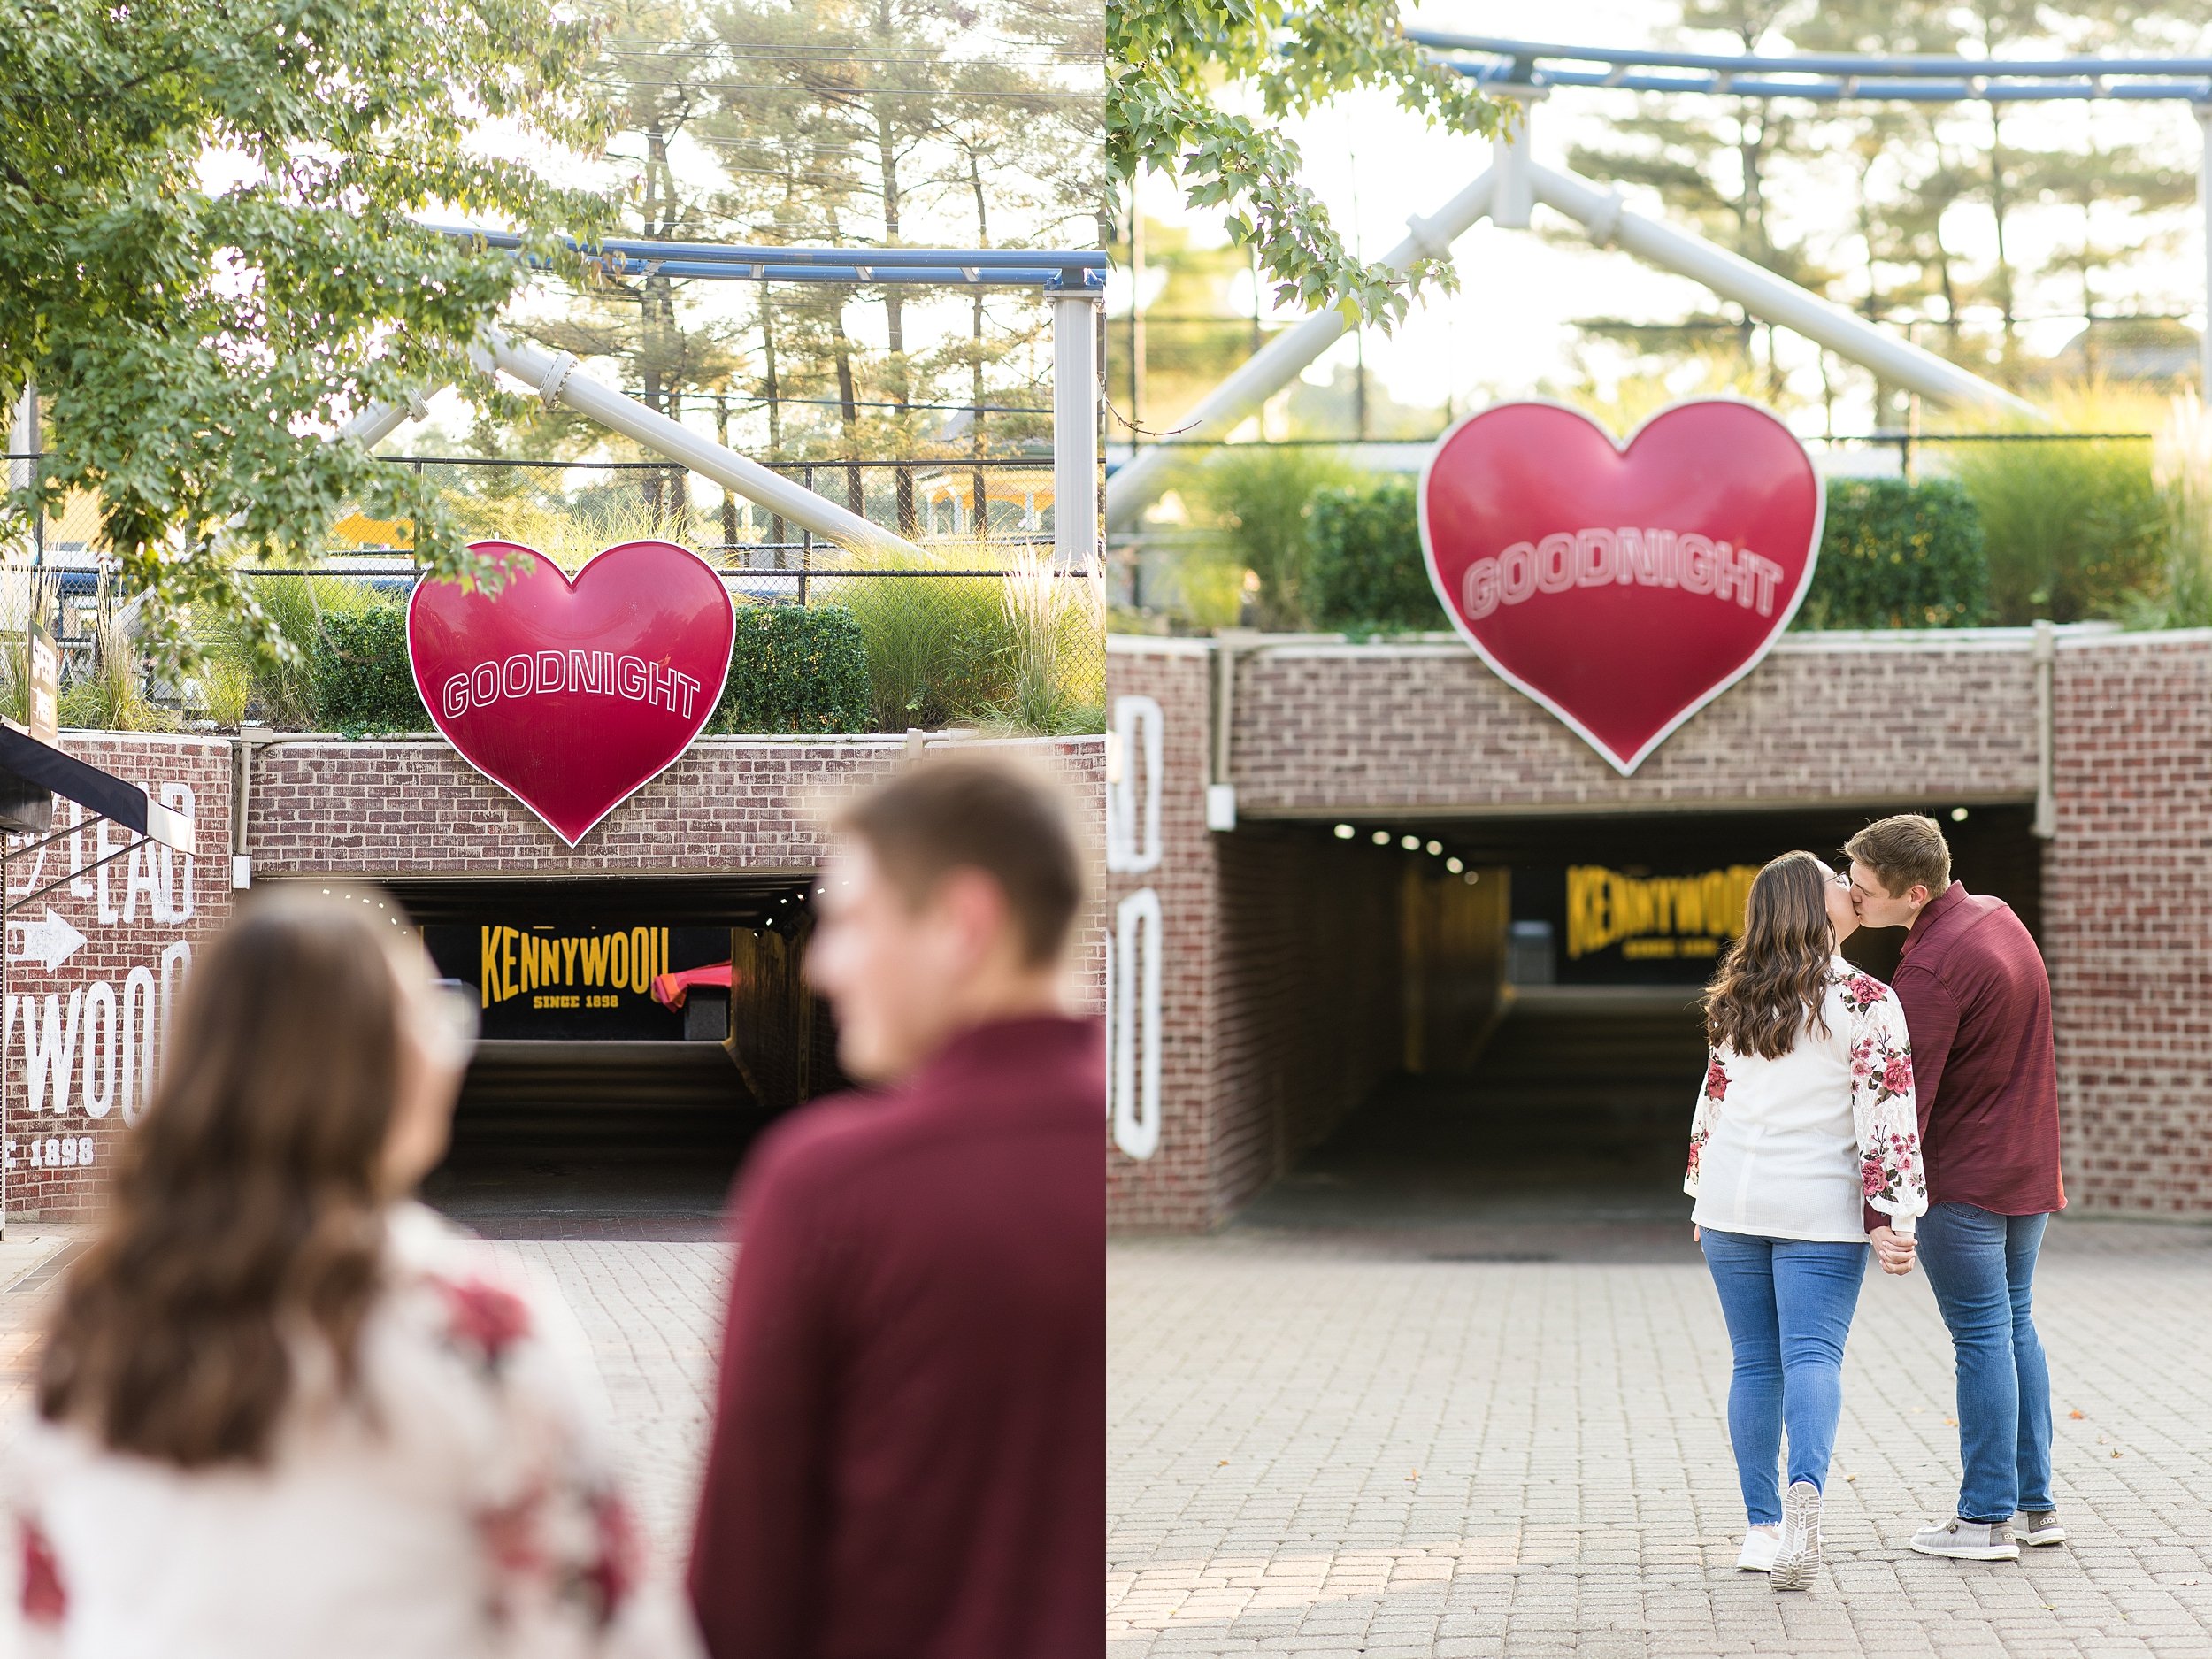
[{"xmin": 1684, "ymin": 814, "xmax": 2065, "ymax": 1592}]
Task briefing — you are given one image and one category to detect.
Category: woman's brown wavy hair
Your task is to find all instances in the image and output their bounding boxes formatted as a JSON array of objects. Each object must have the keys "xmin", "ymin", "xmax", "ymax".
[
  {"xmin": 37, "ymin": 889, "xmax": 414, "ymax": 1467},
  {"xmin": 1704, "ymin": 849, "xmax": 1839, "ymax": 1060}
]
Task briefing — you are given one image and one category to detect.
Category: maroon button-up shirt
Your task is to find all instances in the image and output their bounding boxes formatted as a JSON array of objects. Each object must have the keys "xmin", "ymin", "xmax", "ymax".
[
  {"xmin": 687, "ymin": 1013, "xmax": 1104, "ymax": 1659},
  {"xmin": 1867, "ymin": 881, "xmax": 2063, "ymax": 1232}
]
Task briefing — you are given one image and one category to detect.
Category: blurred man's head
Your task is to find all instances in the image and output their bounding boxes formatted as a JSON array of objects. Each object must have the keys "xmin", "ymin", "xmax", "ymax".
[
  {"xmin": 805, "ymin": 753, "xmax": 1086, "ymax": 1083},
  {"xmin": 1846, "ymin": 813, "xmax": 1952, "ymax": 930}
]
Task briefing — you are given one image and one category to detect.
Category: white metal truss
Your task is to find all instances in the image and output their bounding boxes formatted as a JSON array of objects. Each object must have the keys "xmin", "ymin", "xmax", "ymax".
[{"xmin": 1105, "ymin": 106, "xmax": 2040, "ymax": 531}]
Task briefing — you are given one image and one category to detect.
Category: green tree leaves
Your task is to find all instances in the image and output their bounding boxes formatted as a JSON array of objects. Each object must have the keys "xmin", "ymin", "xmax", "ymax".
[
  {"xmin": 1108, "ymin": 0, "xmax": 1501, "ymax": 327},
  {"xmin": 0, "ymin": 0, "xmax": 612, "ymax": 659}
]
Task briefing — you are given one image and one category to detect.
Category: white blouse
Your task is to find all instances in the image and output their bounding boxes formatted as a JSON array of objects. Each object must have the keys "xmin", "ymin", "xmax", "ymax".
[
  {"xmin": 1685, "ymin": 958, "xmax": 1930, "ymax": 1244},
  {"xmin": 4, "ymin": 1203, "xmax": 698, "ymax": 1659}
]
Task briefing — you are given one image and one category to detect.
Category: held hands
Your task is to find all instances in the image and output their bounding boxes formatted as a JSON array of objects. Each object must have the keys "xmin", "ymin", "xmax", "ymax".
[{"xmin": 1869, "ymin": 1225, "xmax": 1916, "ymax": 1276}]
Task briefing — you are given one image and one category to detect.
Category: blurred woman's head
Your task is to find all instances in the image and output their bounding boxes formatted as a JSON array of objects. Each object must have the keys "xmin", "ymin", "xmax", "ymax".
[
  {"xmin": 38, "ymin": 888, "xmax": 472, "ymax": 1467},
  {"xmin": 1704, "ymin": 850, "xmax": 1851, "ymax": 1061}
]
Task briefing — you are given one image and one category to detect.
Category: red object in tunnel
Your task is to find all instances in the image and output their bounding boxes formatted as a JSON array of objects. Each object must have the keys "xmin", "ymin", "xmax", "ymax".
[
  {"xmin": 1418, "ymin": 399, "xmax": 1823, "ymax": 775},
  {"xmin": 407, "ymin": 541, "xmax": 736, "ymax": 844},
  {"xmin": 652, "ymin": 962, "xmax": 734, "ymax": 1010}
]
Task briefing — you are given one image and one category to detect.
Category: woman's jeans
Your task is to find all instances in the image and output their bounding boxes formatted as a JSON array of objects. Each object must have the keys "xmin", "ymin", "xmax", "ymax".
[
  {"xmin": 1913, "ymin": 1203, "xmax": 2054, "ymax": 1524},
  {"xmin": 1701, "ymin": 1230, "xmax": 1870, "ymax": 1525}
]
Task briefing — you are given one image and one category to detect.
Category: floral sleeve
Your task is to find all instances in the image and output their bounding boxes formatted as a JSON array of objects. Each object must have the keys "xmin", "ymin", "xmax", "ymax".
[
  {"xmin": 1685, "ymin": 1049, "xmax": 1727, "ymax": 1198},
  {"xmin": 408, "ymin": 1228, "xmax": 700, "ymax": 1659},
  {"xmin": 1839, "ymin": 972, "xmax": 1930, "ymax": 1235}
]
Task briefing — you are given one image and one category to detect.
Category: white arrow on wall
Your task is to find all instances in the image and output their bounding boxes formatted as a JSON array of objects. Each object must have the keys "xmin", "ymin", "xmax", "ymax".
[{"xmin": 7, "ymin": 908, "xmax": 88, "ymax": 972}]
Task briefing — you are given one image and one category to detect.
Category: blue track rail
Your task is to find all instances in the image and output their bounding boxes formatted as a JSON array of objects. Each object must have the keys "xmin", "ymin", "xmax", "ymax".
[{"xmin": 1405, "ymin": 32, "xmax": 2212, "ymax": 104}]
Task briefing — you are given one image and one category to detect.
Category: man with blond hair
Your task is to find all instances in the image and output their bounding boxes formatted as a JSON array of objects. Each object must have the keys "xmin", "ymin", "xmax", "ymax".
[
  {"xmin": 687, "ymin": 753, "xmax": 1102, "ymax": 1658},
  {"xmin": 1846, "ymin": 813, "xmax": 2064, "ymax": 1565}
]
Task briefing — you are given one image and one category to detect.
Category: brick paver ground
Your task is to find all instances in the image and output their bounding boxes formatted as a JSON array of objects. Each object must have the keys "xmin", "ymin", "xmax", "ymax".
[
  {"xmin": 1108, "ymin": 1217, "xmax": 2212, "ymax": 1659},
  {"xmin": 488, "ymin": 1240, "xmax": 728, "ymax": 1559}
]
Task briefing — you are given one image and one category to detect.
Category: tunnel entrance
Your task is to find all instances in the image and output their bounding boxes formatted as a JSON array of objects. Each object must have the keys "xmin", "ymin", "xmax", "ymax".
[
  {"xmin": 1226, "ymin": 803, "xmax": 2042, "ymax": 1249},
  {"xmin": 326, "ymin": 875, "xmax": 833, "ymax": 1239}
]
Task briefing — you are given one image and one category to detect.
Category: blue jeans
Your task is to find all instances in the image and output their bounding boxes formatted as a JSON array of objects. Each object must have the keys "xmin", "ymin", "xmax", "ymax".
[
  {"xmin": 1914, "ymin": 1203, "xmax": 2054, "ymax": 1524},
  {"xmin": 1701, "ymin": 1230, "xmax": 1870, "ymax": 1525}
]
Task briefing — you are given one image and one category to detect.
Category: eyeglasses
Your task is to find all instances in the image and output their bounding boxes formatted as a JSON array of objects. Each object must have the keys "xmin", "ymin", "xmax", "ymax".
[{"xmin": 420, "ymin": 980, "xmax": 481, "ymax": 1066}]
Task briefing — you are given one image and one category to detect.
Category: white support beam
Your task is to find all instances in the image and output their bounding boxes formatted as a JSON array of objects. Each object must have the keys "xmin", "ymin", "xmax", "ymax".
[
  {"xmin": 1529, "ymin": 163, "xmax": 2041, "ymax": 420},
  {"xmin": 2199, "ymin": 104, "xmax": 2212, "ymax": 403},
  {"xmin": 339, "ymin": 342, "xmax": 925, "ymax": 561},
  {"xmin": 1054, "ymin": 292, "xmax": 1102, "ymax": 567},
  {"xmin": 1104, "ymin": 171, "xmax": 1497, "ymax": 530},
  {"xmin": 480, "ymin": 331, "xmax": 919, "ymax": 560},
  {"xmin": 341, "ymin": 391, "xmax": 430, "ymax": 450}
]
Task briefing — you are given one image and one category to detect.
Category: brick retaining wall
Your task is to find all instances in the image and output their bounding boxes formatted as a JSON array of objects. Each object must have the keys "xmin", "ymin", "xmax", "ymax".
[
  {"xmin": 6, "ymin": 735, "xmax": 234, "ymax": 1221},
  {"xmin": 1109, "ymin": 628, "xmax": 2212, "ymax": 1231},
  {"xmin": 6, "ymin": 732, "xmax": 1102, "ymax": 1223},
  {"xmin": 2046, "ymin": 632, "xmax": 2212, "ymax": 1218},
  {"xmin": 243, "ymin": 733, "xmax": 1109, "ymax": 1011}
]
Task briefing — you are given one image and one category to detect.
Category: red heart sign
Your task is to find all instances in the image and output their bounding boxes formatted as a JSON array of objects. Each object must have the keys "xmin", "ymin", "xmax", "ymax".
[
  {"xmin": 1419, "ymin": 399, "xmax": 1823, "ymax": 774},
  {"xmin": 407, "ymin": 541, "xmax": 735, "ymax": 844}
]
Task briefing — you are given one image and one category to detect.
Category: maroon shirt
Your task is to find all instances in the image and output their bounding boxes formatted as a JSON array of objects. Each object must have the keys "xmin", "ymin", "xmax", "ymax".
[
  {"xmin": 1866, "ymin": 881, "xmax": 2063, "ymax": 1231},
  {"xmin": 687, "ymin": 1014, "xmax": 1104, "ymax": 1659}
]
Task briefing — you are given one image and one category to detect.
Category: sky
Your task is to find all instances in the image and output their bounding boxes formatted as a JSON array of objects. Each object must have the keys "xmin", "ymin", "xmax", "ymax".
[{"xmin": 1123, "ymin": 0, "xmax": 2212, "ymax": 438}]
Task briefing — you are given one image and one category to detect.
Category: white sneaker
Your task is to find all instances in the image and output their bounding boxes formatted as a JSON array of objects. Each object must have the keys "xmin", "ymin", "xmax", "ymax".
[
  {"xmin": 1771, "ymin": 1480, "xmax": 1823, "ymax": 1591},
  {"xmin": 2015, "ymin": 1509, "xmax": 2066, "ymax": 1548},
  {"xmin": 1737, "ymin": 1527, "xmax": 1781, "ymax": 1571},
  {"xmin": 1910, "ymin": 1516, "xmax": 2019, "ymax": 1561}
]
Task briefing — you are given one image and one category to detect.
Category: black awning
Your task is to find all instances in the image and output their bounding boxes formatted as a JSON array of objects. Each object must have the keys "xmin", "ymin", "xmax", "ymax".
[{"xmin": 0, "ymin": 726, "xmax": 195, "ymax": 852}]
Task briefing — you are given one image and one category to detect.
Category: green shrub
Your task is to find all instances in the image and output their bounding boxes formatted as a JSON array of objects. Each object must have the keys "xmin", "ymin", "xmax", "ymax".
[
  {"xmin": 1793, "ymin": 477, "xmax": 1990, "ymax": 631},
  {"xmin": 1305, "ymin": 478, "xmax": 1441, "ymax": 631},
  {"xmin": 196, "ymin": 573, "xmax": 385, "ymax": 727},
  {"xmin": 1947, "ymin": 434, "xmax": 2164, "ymax": 623},
  {"xmin": 310, "ymin": 603, "xmax": 431, "ymax": 733},
  {"xmin": 1183, "ymin": 446, "xmax": 1356, "ymax": 628},
  {"xmin": 712, "ymin": 603, "xmax": 872, "ymax": 734},
  {"xmin": 834, "ymin": 571, "xmax": 1011, "ymax": 729}
]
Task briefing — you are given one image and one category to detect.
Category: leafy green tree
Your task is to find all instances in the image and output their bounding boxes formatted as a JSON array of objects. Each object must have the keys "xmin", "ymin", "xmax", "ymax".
[
  {"xmin": 0, "ymin": 0, "xmax": 609, "ymax": 654},
  {"xmin": 1110, "ymin": 0, "xmax": 1502, "ymax": 325}
]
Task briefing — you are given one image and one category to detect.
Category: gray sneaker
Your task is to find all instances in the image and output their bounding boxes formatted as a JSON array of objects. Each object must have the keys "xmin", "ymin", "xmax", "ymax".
[
  {"xmin": 1771, "ymin": 1479, "xmax": 1823, "ymax": 1591},
  {"xmin": 1911, "ymin": 1516, "xmax": 2020, "ymax": 1561},
  {"xmin": 2015, "ymin": 1509, "xmax": 2066, "ymax": 1547}
]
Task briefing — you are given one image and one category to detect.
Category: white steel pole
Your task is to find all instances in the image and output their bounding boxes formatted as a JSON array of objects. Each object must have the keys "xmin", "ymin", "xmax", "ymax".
[
  {"xmin": 1530, "ymin": 162, "xmax": 2042, "ymax": 419},
  {"xmin": 8, "ymin": 383, "xmax": 35, "ymax": 494},
  {"xmin": 341, "ymin": 391, "xmax": 431, "ymax": 449},
  {"xmin": 480, "ymin": 330, "xmax": 918, "ymax": 560},
  {"xmin": 1103, "ymin": 169, "xmax": 1497, "ymax": 529},
  {"xmin": 1054, "ymin": 290, "xmax": 1102, "ymax": 568},
  {"xmin": 2199, "ymin": 104, "xmax": 2212, "ymax": 404}
]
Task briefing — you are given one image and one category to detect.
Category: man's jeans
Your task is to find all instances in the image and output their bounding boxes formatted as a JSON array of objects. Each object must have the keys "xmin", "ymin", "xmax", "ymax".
[
  {"xmin": 1700, "ymin": 1229, "xmax": 1869, "ymax": 1525},
  {"xmin": 1915, "ymin": 1202, "xmax": 2055, "ymax": 1524}
]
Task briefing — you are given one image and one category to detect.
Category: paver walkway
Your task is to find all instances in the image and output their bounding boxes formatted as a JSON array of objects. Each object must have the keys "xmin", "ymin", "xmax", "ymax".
[{"xmin": 1109, "ymin": 1217, "xmax": 2212, "ymax": 1659}]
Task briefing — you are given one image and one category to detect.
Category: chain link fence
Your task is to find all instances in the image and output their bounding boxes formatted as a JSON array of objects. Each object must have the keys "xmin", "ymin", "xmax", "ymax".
[{"xmin": 0, "ymin": 454, "xmax": 1105, "ymax": 736}]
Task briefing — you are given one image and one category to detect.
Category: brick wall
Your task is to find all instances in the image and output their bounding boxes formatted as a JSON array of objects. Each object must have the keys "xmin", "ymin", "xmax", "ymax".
[
  {"xmin": 1102, "ymin": 644, "xmax": 1217, "ymax": 1231},
  {"xmin": 6, "ymin": 735, "xmax": 233, "ymax": 1221},
  {"xmin": 245, "ymin": 733, "xmax": 1109, "ymax": 1011},
  {"xmin": 1226, "ymin": 633, "xmax": 2040, "ymax": 814},
  {"xmin": 2045, "ymin": 632, "xmax": 2212, "ymax": 1218},
  {"xmin": 1213, "ymin": 828, "xmax": 1402, "ymax": 1215},
  {"xmin": 5, "ymin": 730, "xmax": 1105, "ymax": 1225},
  {"xmin": 1115, "ymin": 626, "xmax": 2212, "ymax": 1230}
]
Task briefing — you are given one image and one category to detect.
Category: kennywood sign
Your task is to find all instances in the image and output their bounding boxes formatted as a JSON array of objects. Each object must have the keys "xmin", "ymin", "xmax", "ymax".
[
  {"xmin": 1418, "ymin": 398, "xmax": 1824, "ymax": 774},
  {"xmin": 407, "ymin": 540, "xmax": 736, "ymax": 844}
]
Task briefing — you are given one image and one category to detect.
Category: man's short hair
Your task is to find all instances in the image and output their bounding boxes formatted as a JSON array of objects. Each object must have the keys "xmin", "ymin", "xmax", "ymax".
[
  {"xmin": 1846, "ymin": 813, "xmax": 1952, "ymax": 899},
  {"xmin": 833, "ymin": 753, "xmax": 1086, "ymax": 966}
]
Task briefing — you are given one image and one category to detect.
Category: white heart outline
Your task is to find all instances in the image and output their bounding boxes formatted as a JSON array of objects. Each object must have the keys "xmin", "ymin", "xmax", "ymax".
[
  {"xmin": 406, "ymin": 538, "xmax": 738, "ymax": 845},
  {"xmin": 1417, "ymin": 394, "xmax": 1825, "ymax": 776}
]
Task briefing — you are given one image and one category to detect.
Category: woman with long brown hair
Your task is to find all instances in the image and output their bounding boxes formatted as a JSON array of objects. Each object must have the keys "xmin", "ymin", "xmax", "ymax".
[
  {"xmin": 8, "ymin": 888, "xmax": 682, "ymax": 1657},
  {"xmin": 1686, "ymin": 849, "xmax": 1928, "ymax": 1594}
]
